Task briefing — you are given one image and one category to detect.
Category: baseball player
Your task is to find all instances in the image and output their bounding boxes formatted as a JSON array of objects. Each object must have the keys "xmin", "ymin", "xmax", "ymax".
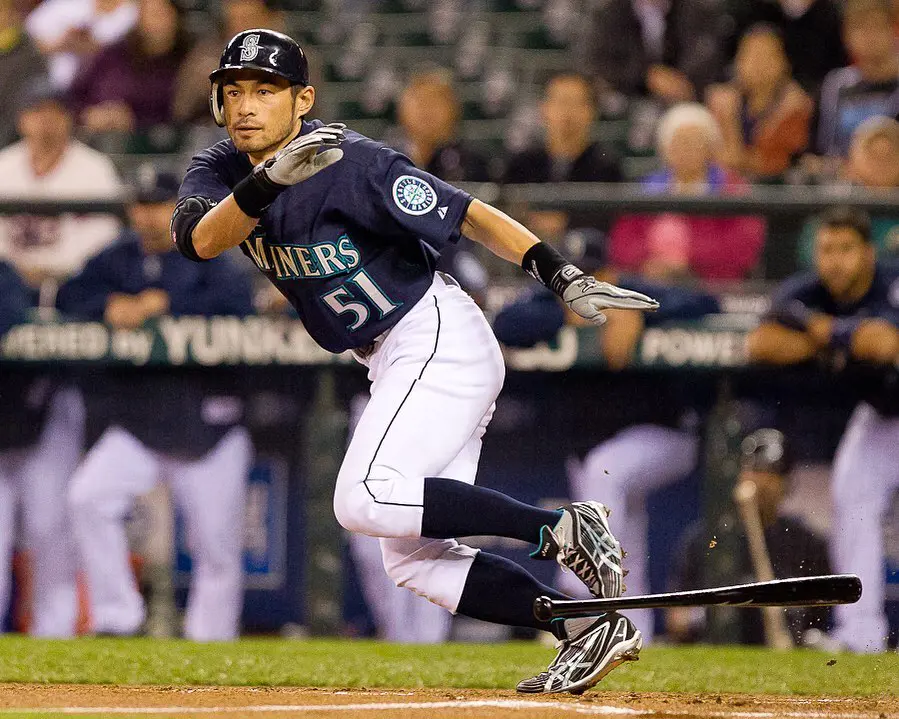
[
  {"xmin": 58, "ymin": 171, "xmax": 254, "ymax": 640},
  {"xmin": 0, "ymin": 259, "xmax": 82, "ymax": 637},
  {"xmin": 172, "ymin": 29, "xmax": 658, "ymax": 692},
  {"xmin": 748, "ymin": 206, "xmax": 899, "ymax": 653}
]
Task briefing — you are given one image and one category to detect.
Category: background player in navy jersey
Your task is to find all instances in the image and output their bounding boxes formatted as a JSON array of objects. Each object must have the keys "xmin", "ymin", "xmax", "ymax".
[
  {"xmin": 748, "ymin": 206, "xmax": 899, "ymax": 653},
  {"xmin": 172, "ymin": 29, "xmax": 659, "ymax": 693}
]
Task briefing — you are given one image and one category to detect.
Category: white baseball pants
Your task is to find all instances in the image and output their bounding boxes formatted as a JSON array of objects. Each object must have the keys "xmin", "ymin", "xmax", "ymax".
[
  {"xmin": 0, "ymin": 387, "xmax": 83, "ymax": 636},
  {"xmin": 831, "ymin": 402, "xmax": 899, "ymax": 653},
  {"xmin": 349, "ymin": 532, "xmax": 453, "ymax": 642},
  {"xmin": 333, "ymin": 274, "xmax": 505, "ymax": 613},
  {"xmin": 563, "ymin": 424, "xmax": 699, "ymax": 642},
  {"xmin": 68, "ymin": 425, "xmax": 252, "ymax": 640}
]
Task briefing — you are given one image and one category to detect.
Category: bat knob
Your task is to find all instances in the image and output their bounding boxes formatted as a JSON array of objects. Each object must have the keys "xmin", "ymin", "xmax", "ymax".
[{"xmin": 533, "ymin": 596, "xmax": 555, "ymax": 622}]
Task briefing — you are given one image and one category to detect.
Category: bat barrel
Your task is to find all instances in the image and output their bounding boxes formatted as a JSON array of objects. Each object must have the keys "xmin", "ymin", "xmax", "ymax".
[{"xmin": 534, "ymin": 575, "xmax": 862, "ymax": 620}]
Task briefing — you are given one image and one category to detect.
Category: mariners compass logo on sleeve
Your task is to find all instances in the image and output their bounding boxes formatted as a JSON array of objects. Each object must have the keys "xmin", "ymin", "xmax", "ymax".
[
  {"xmin": 240, "ymin": 34, "xmax": 261, "ymax": 61},
  {"xmin": 392, "ymin": 175, "xmax": 438, "ymax": 216}
]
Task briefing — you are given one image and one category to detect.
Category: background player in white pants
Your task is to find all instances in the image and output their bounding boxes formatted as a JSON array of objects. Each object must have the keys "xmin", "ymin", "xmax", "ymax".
[
  {"xmin": 493, "ymin": 235, "xmax": 719, "ymax": 642},
  {"xmin": 0, "ymin": 261, "xmax": 82, "ymax": 636},
  {"xmin": 57, "ymin": 171, "xmax": 255, "ymax": 640},
  {"xmin": 749, "ymin": 205, "xmax": 899, "ymax": 652},
  {"xmin": 566, "ymin": 425, "xmax": 698, "ymax": 641},
  {"xmin": 830, "ymin": 403, "xmax": 899, "ymax": 652}
]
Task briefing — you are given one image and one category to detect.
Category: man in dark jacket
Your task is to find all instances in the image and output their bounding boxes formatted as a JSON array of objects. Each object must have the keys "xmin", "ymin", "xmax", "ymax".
[{"xmin": 58, "ymin": 169, "xmax": 255, "ymax": 640}]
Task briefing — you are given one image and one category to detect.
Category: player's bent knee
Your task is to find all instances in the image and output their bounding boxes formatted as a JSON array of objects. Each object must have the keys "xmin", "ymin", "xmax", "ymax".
[{"xmin": 333, "ymin": 475, "xmax": 420, "ymax": 537}]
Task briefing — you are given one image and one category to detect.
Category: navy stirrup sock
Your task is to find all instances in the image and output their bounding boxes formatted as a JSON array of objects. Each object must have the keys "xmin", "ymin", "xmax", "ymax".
[
  {"xmin": 421, "ymin": 476, "xmax": 562, "ymax": 543},
  {"xmin": 456, "ymin": 551, "xmax": 569, "ymax": 636}
]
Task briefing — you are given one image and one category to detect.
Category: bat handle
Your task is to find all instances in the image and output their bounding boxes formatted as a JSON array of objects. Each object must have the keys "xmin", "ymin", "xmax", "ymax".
[{"xmin": 534, "ymin": 596, "xmax": 555, "ymax": 622}]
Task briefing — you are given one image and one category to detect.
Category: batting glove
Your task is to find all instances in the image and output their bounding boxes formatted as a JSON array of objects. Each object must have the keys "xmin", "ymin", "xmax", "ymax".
[
  {"xmin": 261, "ymin": 123, "xmax": 346, "ymax": 186},
  {"xmin": 562, "ymin": 275, "xmax": 660, "ymax": 325}
]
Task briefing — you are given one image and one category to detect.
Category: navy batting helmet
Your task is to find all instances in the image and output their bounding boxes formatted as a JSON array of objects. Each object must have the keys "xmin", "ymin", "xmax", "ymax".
[{"xmin": 209, "ymin": 28, "xmax": 309, "ymax": 127}]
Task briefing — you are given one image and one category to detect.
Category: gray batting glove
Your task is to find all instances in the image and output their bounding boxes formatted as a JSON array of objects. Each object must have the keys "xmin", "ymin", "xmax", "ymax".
[
  {"xmin": 260, "ymin": 123, "xmax": 346, "ymax": 186},
  {"xmin": 562, "ymin": 275, "xmax": 660, "ymax": 325}
]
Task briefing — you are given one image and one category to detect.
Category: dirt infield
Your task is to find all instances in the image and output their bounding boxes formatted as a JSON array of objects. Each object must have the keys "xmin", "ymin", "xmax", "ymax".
[{"xmin": 0, "ymin": 685, "xmax": 896, "ymax": 719}]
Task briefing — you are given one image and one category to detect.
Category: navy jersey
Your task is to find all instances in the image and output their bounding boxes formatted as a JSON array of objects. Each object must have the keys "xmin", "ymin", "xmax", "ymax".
[
  {"xmin": 179, "ymin": 120, "xmax": 473, "ymax": 353},
  {"xmin": 769, "ymin": 261, "xmax": 899, "ymax": 324}
]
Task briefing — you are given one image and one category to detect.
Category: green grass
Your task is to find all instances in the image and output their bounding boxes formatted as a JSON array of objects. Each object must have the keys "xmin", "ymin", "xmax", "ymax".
[{"xmin": 0, "ymin": 638, "xmax": 896, "ymax": 696}]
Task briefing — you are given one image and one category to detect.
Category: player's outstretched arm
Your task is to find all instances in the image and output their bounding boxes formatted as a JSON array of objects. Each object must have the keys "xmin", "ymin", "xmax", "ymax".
[{"xmin": 461, "ymin": 199, "xmax": 659, "ymax": 324}]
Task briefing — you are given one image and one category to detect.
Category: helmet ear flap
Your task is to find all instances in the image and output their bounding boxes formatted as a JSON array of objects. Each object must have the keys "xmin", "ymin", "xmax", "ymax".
[{"xmin": 209, "ymin": 81, "xmax": 225, "ymax": 127}]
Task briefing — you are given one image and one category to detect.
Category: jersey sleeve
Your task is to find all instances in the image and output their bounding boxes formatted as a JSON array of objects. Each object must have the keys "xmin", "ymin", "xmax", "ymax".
[
  {"xmin": 178, "ymin": 148, "xmax": 235, "ymax": 203},
  {"xmin": 364, "ymin": 147, "xmax": 473, "ymax": 250},
  {"xmin": 765, "ymin": 272, "xmax": 819, "ymax": 323}
]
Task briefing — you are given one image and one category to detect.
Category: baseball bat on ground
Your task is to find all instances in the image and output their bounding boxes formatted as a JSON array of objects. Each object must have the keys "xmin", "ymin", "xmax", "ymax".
[
  {"xmin": 733, "ymin": 479, "xmax": 794, "ymax": 649},
  {"xmin": 533, "ymin": 574, "xmax": 862, "ymax": 621}
]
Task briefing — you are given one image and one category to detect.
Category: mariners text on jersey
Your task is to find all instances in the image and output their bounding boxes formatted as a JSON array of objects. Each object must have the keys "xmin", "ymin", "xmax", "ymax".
[{"xmin": 177, "ymin": 119, "xmax": 473, "ymax": 353}]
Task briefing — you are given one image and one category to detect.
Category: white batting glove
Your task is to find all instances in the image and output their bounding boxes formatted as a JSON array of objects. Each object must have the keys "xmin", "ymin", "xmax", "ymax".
[
  {"xmin": 260, "ymin": 123, "xmax": 346, "ymax": 186},
  {"xmin": 562, "ymin": 275, "xmax": 660, "ymax": 325}
]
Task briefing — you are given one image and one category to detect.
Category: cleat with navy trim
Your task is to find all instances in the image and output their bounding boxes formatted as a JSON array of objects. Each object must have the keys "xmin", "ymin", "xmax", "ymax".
[
  {"xmin": 517, "ymin": 612, "xmax": 642, "ymax": 694},
  {"xmin": 531, "ymin": 501, "xmax": 624, "ymax": 598}
]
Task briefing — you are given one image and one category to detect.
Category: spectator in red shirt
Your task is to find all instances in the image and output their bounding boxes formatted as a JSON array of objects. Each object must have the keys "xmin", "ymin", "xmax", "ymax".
[
  {"xmin": 67, "ymin": 0, "xmax": 189, "ymax": 135},
  {"xmin": 708, "ymin": 24, "xmax": 813, "ymax": 181},
  {"xmin": 610, "ymin": 103, "xmax": 766, "ymax": 281}
]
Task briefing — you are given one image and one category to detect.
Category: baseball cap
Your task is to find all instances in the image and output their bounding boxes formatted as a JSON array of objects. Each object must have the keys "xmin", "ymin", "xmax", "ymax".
[
  {"xmin": 134, "ymin": 166, "xmax": 181, "ymax": 204},
  {"xmin": 740, "ymin": 428, "xmax": 791, "ymax": 475}
]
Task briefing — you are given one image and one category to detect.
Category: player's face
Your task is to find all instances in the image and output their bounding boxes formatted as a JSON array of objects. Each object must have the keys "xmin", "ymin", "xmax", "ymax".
[
  {"xmin": 222, "ymin": 71, "xmax": 312, "ymax": 159},
  {"xmin": 815, "ymin": 226, "xmax": 875, "ymax": 300}
]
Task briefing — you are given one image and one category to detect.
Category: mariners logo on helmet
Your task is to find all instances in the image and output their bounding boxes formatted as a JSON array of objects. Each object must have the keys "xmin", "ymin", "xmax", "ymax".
[
  {"xmin": 392, "ymin": 175, "xmax": 437, "ymax": 216},
  {"xmin": 239, "ymin": 34, "xmax": 260, "ymax": 61}
]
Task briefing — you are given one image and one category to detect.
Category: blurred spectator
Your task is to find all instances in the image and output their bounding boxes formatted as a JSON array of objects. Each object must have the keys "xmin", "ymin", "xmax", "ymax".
[
  {"xmin": 68, "ymin": 0, "xmax": 190, "ymax": 134},
  {"xmin": 0, "ymin": 0, "xmax": 48, "ymax": 148},
  {"xmin": 172, "ymin": 0, "xmax": 284, "ymax": 126},
  {"xmin": 727, "ymin": 0, "xmax": 846, "ymax": 95},
  {"xmin": 26, "ymin": 0, "xmax": 137, "ymax": 91},
  {"xmin": 59, "ymin": 170, "xmax": 254, "ymax": 640},
  {"xmin": 666, "ymin": 429, "xmax": 831, "ymax": 645},
  {"xmin": 585, "ymin": 0, "xmax": 729, "ymax": 104},
  {"xmin": 493, "ymin": 231, "xmax": 719, "ymax": 642},
  {"xmin": 748, "ymin": 206, "xmax": 899, "ymax": 652},
  {"xmin": 0, "ymin": 81, "xmax": 122, "ymax": 295},
  {"xmin": 0, "ymin": 259, "xmax": 82, "ymax": 638},
  {"xmin": 707, "ymin": 24, "xmax": 813, "ymax": 181},
  {"xmin": 505, "ymin": 72, "xmax": 621, "ymax": 184},
  {"xmin": 798, "ymin": 117, "xmax": 899, "ymax": 266},
  {"xmin": 505, "ymin": 72, "xmax": 621, "ymax": 242},
  {"xmin": 396, "ymin": 71, "xmax": 489, "ymax": 183},
  {"xmin": 609, "ymin": 103, "xmax": 765, "ymax": 280},
  {"xmin": 817, "ymin": 0, "xmax": 899, "ymax": 158}
]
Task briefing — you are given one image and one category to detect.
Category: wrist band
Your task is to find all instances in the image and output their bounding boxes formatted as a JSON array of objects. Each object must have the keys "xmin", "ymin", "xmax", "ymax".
[
  {"xmin": 232, "ymin": 167, "xmax": 286, "ymax": 218},
  {"xmin": 521, "ymin": 242, "xmax": 584, "ymax": 296}
]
